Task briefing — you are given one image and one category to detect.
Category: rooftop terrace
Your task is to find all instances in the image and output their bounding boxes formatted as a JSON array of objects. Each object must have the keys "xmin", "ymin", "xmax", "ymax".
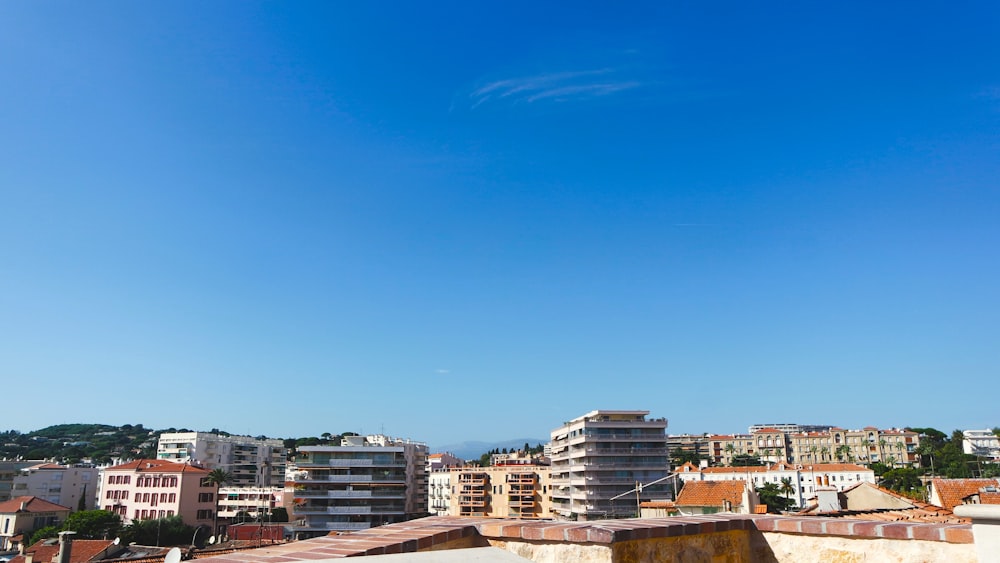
[{"xmin": 193, "ymin": 509, "xmax": 996, "ymax": 563}]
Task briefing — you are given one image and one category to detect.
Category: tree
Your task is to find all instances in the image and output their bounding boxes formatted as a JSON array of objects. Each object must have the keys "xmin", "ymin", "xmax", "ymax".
[
  {"xmin": 809, "ymin": 446, "xmax": 819, "ymax": 463},
  {"xmin": 269, "ymin": 507, "xmax": 289, "ymax": 523},
  {"xmin": 756, "ymin": 483, "xmax": 795, "ymax": 513},
  {"xmin": 731, "ymin": 454, "xmax": 764, "ymax": 467},
  {"xmin": 204, "ymin": 468, "xmax": 233, "ymax": 537},
  {"xmin": 62, "ymin": 510, "xmax": 122, "ymax": 539},
  {"xmin": 121, "ymin": 516, "xmax": 194, "ymax": 547},
  {"xmin": 670, "ymin": 447, "xmax": 704, "ymax": 467},
  {"xmin": 880, "ymin": 467, "xmax": 922, "ymax": 493},
  {"xmin": 878, "ymin": 439, "xmax": 888, "ymax": 465},
  {"xmin": 29, "ymin": 526, "xmax": 60, "ymax": 545},
  {"xmin": 820, "ymin": 447, "xmax": 829, "ymax": 462},
  {"xmin": 779, "ymin": 477, "xmax": 796, "ymax": 508},
  {"xmin": 724, "ymin": 443, "xmax": 736, "ymax": 464}
]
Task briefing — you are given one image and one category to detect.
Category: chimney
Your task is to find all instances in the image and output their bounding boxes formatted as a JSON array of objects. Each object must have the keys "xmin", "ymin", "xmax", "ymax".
[{"xmin": 57, "ymin": 531, "xmax": 76, "ymax": 563}]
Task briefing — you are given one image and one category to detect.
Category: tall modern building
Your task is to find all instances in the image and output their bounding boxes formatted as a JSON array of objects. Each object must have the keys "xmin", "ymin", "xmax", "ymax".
[
  {"xmin": 288, "ymin": 435, "xmax": 428, "ymax": 537},
  {"xmin": 549, "ymin": 410, "xmax": 670, "ymax": 520},
  {"xmin": 156, "ymin": 432, "xmax": 287, "ymax": 487}
]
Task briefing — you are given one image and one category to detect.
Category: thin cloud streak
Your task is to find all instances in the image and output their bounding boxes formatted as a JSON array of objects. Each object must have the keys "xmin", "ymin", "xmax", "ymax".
[{"xmin": 471, "ymin": 69, "xmax": 640, "ymax": 108}]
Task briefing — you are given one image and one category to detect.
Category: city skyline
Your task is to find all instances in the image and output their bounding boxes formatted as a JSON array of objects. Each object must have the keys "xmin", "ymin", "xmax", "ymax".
[{"xmin": 2, "ymin": 3, "xmax": 999, "ymax": 446}]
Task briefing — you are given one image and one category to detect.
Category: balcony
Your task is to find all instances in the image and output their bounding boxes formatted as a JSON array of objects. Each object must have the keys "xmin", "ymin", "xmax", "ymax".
[
  {"xmin": 507, "ymin": 474, "xmax": 537, "ymax": 485},
  {"xmin": 458, "ymin": 497, "xmax": 487, "ymax": 507}
]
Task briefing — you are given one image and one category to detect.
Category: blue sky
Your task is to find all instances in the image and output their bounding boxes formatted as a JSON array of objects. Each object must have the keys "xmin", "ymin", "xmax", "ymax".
[{"xmin": 2, "ymin": 2, "xmax": 998, "ymax": 448}]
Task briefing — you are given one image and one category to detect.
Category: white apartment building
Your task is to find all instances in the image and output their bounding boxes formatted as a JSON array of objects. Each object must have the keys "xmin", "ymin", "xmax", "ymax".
[
  {"xmin": 217, "ymin": 486, "xmax": 284, "ymax": 521},
  {"xmin": 11, "ymin": 463, "xmax": 100, "ymax": 511},
  {"xmin": 156, "ymin": 432, "xmax": 287, "ymax": 487},
  {"xmin": 962, "ymin": 429, "xmax": 1000, "ymax": 460},
  {"xmin": 549, "ymin": 410, "xmax": 670, "ymax": 520},
  {"xmin": 676, "ymin": 461, "xmax": 876, "ymax": 509},
  {"xmin": 288, "ymin": 435, "xmax": 428, "ymax": 537},
  {"xmin": 428, "ymin": 471, "xmax": 452, "ymax": 516}
]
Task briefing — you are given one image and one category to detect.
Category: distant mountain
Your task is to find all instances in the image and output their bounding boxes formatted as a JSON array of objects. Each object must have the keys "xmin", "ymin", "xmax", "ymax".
[{"xmin": 430, "ymin": 438, "xmax": 548, "ymax": 460}]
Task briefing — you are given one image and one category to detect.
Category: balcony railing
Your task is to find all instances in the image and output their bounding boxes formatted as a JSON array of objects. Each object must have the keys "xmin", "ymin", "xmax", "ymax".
[{"xmin": 324, "ymin": 522, "xmax": 371, "ymax": 531}]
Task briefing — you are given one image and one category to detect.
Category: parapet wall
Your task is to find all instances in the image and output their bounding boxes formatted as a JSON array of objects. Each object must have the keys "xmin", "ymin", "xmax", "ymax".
[{"xmin": 194, "ymin": 514, "xmax": 976, "ymax": 562}]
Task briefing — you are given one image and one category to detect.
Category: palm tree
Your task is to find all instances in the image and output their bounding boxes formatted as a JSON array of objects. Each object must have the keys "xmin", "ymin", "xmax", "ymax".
[
  {"xmin": 780, "ymin": 477, "xmax": 795, "ymax": 508},
  {"xmin": 205, "ymin": 468, "xmax": 233, "ymax": 538},
  {"xmin": 895, "ymin": 441, "xmax": 905, "ymax": 467},
  {"xmin": 878, "ymin": 439, "xmax": 887, "ymax": 465},
  {"xmin": 820, "ymin": 447, "xmax": 829, "ymax": 462},
  {"xmin": 724, "ymin": 443, "xmax": 736, "ymax": 466},
  {"xmin": 918, "ymin": 442, "xmax": 935, "ymax": 476},
  {"xmin": 809, "ymin": 446, "xmax": 819, "ymax": 463}
]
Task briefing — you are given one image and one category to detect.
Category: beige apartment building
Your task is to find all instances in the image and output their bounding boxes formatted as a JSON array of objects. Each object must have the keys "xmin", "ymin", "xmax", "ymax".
[
  {"xmin": 437, "ymin": 464, "xmax": 551, "ymax": 519},
  {"xmin": 11, "ymin": 463, "xmax": 99, "ymax": 511},
  {"xmin": 708, "ymin": 427, "xmax": 920, "ymax": 467}
]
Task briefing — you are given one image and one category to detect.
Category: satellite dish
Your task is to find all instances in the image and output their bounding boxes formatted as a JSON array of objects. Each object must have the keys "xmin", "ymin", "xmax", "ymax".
[
  {"xmin": 164, "ymin": 547, "xmax": 182, "ymax": 563},
  {"xmin": 208, "ymin": 535, "xmax": 216, "ymax": 545},
  {"xmin": 113, "ymin": 537, "xmax": 121, "ymax": 545}
]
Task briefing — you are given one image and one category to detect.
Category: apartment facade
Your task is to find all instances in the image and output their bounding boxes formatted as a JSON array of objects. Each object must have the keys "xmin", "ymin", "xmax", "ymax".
[
  {"xmin": 0, "ymin": 461, "xmax": 40, "ymax": 503},
  {"xmin": 708, "ymin": 427, "xmax": 920, "ymax": 467},
  {"xmin": 156, "ymin": 432, "xmax": 287, "ymax": 487},
  {"xmin": 962, "ymin": 430, "xmax": 1000, "ymax": 460},
  {"xmin": 11, "ymin": 463, "xmax": 100, "ymax": 511},
  {"xmin": 443, "ymin": 464, "xmax": 551, "ymax": 519},
  {"xmin": 98, "ymin": 459, "xmax": 215, "ymax": 527},
  {"xmin": 549, "ymin": 410, "xmax": 670, "ymax": 520},
  {"xmin": 288, "ymin": 435, "xmax": 428, "ymax": 537},
  {"xmin": 217, "ymin": 486, "xmax": 284, "ymax": 521}
]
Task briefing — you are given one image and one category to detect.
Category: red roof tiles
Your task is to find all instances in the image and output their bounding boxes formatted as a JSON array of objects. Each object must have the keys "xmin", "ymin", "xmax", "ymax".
[
  {"xmin": 9, "ymin": 539, "xmax": 115, "ymax": 563},
  {"xmin": 931, "ymin": 478, "xmax": 1000, "ymax": 510},
  {"xmin": 0, "ymin": 496, "xmax": 72, "ymax": 514},
  {"xmin": 105, "ymin": 459, "xmax": 209, "ymax": 473},
  {"xmin": 676, "ymin": 480, "xmax": 747, "ymax": 508}
]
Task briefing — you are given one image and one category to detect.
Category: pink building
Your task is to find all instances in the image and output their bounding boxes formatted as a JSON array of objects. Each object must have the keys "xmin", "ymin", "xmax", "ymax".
[{"xmin": 100, "ymin": 459, "xmax": 215, "ymax": 528}]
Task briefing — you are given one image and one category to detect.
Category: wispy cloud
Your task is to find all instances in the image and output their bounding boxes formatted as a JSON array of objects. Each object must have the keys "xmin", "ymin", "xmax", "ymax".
[{"xmin": 470, "ymin": 69, "xmax": 640, "ymax": 108}]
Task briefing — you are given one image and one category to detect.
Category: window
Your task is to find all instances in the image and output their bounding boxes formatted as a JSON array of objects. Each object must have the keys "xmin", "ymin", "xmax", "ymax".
[
  {"xmin": 199, "ymin": 493, "xmax": 214, "ymax": 502},
  {"xmin": 160, "ymin": 493, "xmax": 168, "ymax": 502},
  {"xmin": 169, "ymin": 493, "xmax": 176, "ymax": 502},
  {"xmin": 134, "ymin": 510, "xmax": 140, "ymax": 519}
]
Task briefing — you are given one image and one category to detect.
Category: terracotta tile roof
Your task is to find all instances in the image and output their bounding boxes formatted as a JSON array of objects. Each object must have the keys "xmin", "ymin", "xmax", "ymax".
[
  {"xmin": 25, "ymin": 463, "xmax": 66, "ymax": 470},
  {"xmin": 753, "ymin": 504, "xmax": 769, "ymax": 514},
  {"xmin": 702, "ymin": 465, "xmax": 770, "ymax": 474},
  {"xmin": 105, "ymin": 459, "xmax": 209, "ymax": 474},
  {"xmin": 930, "ymin": 478, "xmax": 1000, "ymax": 510},
  {"xmin": 676, "ymin": 480, "xmax": 747, "ymax": 508},
  {"xmin": 0, "ymin": 496, "xmax": 72, "ymax": 514},
  {"xmin": 639, "ymin": 500, "xmax": 676, "ymax": 508},
  {"xmin": 9, "ymin": 539, "xmax": 115, "ymax": 563}
]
